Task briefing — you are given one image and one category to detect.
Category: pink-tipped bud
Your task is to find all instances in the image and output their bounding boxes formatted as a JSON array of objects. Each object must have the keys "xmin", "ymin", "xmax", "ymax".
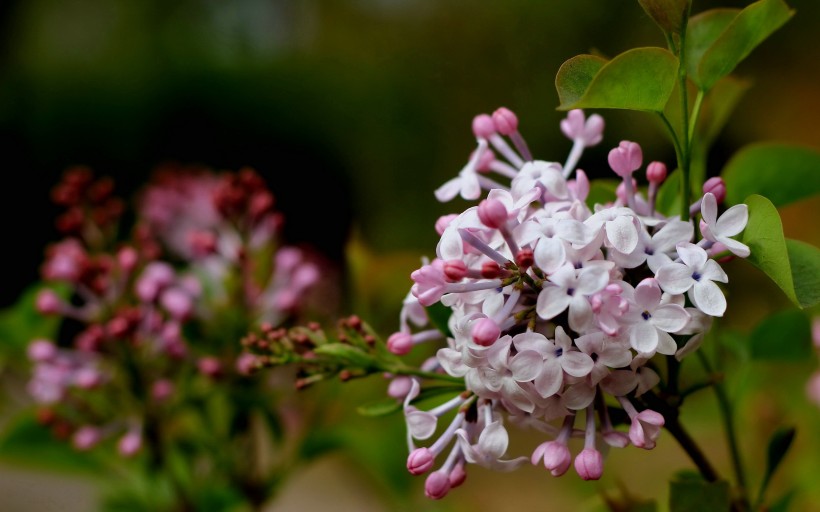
[
  {"xmin": 481, "ymin": 261, "xmax": 501, "ymax": 279},
  {"xmin": 647, "ymin": 161, "xmax": 667, "ymax": 184},
  {"xmin": 492, "ymin": 107, "xmax": 519, "ymax": 135},
  {"xmin": 73, "ymin": 368, "xmax": 102, "ymax": 389},
  {"xmin": 197, "ymin": 357, "xmax": 222, "ymax": 378},
  {"xmin": 151, "ymin": 379, "xmax": 174, "ymax": 402},
  {"xmin": 608, "ymin": 140, "xmax": 643, "ymax": 178},
  {"xmin": 477, "ymin": 199, "xmax": 508, "ymax": 229},
  {"xmin": 235, "ymin": 353, "xmax": 258, "ymax": 376},
  {"xmin": 702, "ymin": 177, "xmax": 726, "ymax": 203},
  {"xmin": 471, "ymin": 318, "xmax": 501, "ymax": 347},
  {"xmin": 435, "ymin": 214, "xmax": 458, "ymax": 236},
  {"xmin": 574, "ymin": 448, "xmax": 604, "ymax": 480},
  {"xmin": 387, "ymin": 332, "xmax": 414, "ymax": 355},
  {"xmin": 603, "ymin": 430, "xmax": 631, "ymax": 448},
  {"xmin": 424, "ymin": 471, "xmax": 451, "ymax": 500},
  {"xmin": 117, "ymin": 246, "xmax": 139, "ymax": 272},
  {"xmin": 443, "ymin": 260, "xmax": 468, "ymax": 282},
  {"xmin": 472, "ymin": 114, "xmax": 496, "ymax": 138},
  {"xmin": 561, "ymin": 110, "xmax": 604, "ymax": 146},
  {"xmin": 532, "ymin": 441, "xmax": 572, "ymax": 477},
  {"xmin": 36, "ymin": 290, "xmax": 63, "ymax": 315},
  {"xmin": 117, "ymin": 430, "xmax": 142, "ymax": 457},
  {"xmin": 387, "ymin": 376, "xmax": 413, "ymax": 399},
  {"xmin": 135, "ymin": 262, "xmax": 175, "ymax": 302},
  {"xmin": 407, "ymin": 447, "xmax": 435, "ymax": 475},
  {"xmin": 448, "ymin": 462, "xmax": 467, "ymax": 488},
  {"xmin": 28, "ymin": 339, "xmax": 57, "ymax": 362},
  {"xmin": 72, "ymin": 426, "xmax": 102, "ymax": 451},
  {"xmin": 629, "ymin": 409, "xmax": 665, "ymax": 449},
  {"xmin": 160, "ymin": 288, "xmax": 193, "ymax": 320},
  {"xmin": 616, "ymin": 178, "xmax": 638, "ymax": 203},
  {"xmin": 516, "ymin": 248, "xmax": 534, "ymax": 268}
]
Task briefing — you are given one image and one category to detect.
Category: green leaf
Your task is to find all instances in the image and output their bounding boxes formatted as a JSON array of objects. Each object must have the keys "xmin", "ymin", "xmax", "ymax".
[
  {"xmin": 669, "ymin": 477, "xmax": 730, "ymax": 512},
  {"xmin": 586, "ymin": 179, "xmax": 620, "ymax": 209},
  {"xmin": 749, "ymin": 309, "xmax": 811, "ymax": 360},
  {"xmin": 740, "ymin": 194, "xmax": 793, "ymax": 302},
  {"xmin": 655, "ymin": 169, "xmax": 683, "ymax": 217},
  {"xmin": 639, "ymin": 0, "xmax": 689, "ymax": 34},
  {"xmin": 313, "ymin": 343, "xmax": 376, "ymax": 369},
  {"xmin": 357, "ymin": 397, "xmax": 401, "ymax": 417},
  {"xmin": 758, "ymin": 427, "xmax": 796, "ymax": 505},
  {"xmin": 425, "ymin": 302, "xmax": 453, "ymax": 338},
  {"xmin": 769, "ymin": 489, "xmax": 796, "ymax": 512},
  {"xmin": 556, "ymin": 48, "xmax": 678, "ymax": 112},
  {"xmin": 723, "ymin": 143, "xmax": 820, "ymax": 208},
  {"xmin": 686, "ymin": 0, "xmax": 794, "ymax": 91},
  {"xmin": 786, "ymin": 239, "xmax": 820, "ymax": 309}
]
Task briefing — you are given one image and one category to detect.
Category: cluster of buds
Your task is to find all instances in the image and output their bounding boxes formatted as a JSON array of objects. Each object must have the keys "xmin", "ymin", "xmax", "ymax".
[
  {"xmin": 390, "ymin": 107, "xmax": 749, "ymax": 498},
  {"xmin": 28, "ymin": 166, "xmax": 322, "ymax": 456}
]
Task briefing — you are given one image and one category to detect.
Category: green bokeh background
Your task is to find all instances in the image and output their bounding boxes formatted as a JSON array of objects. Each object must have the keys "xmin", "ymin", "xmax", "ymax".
[{"xmin": 0, "ymin": 1, "xmax": 818, "ymax": 510}]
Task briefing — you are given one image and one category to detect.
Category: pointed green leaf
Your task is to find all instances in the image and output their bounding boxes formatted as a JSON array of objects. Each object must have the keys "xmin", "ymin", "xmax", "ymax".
[
  {"xmin": 313, "ymin": 343, "xmax": 376, "ymax": 368},
  {"xmin": 749, "ymin": 309, "xmax": 811, "ymax": 360},
  {"xmin": 758, "ymin": 427, "xmax": 796, "ymax": 504},
  {"xmin": 357, "ymin": 397, "xmax": 402, "ymax": 417},
  {"xmin": 687, "ymin": 0, "xmax": 794, "ymax": 91},
  {"xmin": 556, "ymin": 48, "xmax": 678, "ymax": 112},
  {"xmin": 722, "ymin": 143, "xmax": 820, "ymax": 207},
  {"xmin": 670, "ymin": 477, "xmax": 730, "ymax": 512},
  {"xmin": 786, "ymin": 239, "xmax": 820, "ymax": 309},
  {"xmin": 639, "ymin": 0, "xmax": 690, "ymax": 34},
  {"xmin": 740, "ymin": 195, "xmax": 820, "ymax": 309}
]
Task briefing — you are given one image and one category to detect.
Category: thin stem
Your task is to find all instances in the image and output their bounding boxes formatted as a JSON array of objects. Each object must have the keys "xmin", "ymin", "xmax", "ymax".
[
  {"xmin": 664, "ymin": 416, "xmax": 719, "ymax": 482},
  {"xmin": 697, "ymin": 350, "xmax": 750, "ymax": 510},
  {"xmin": 677, "ymin": 17, "xmax": 692, "ymax": 220},
  {"xmin": 657, "ymin": 112, "xmax": 684, "ymax": 165},
  {"xmin": 688, "ymin": 89, "xmax": 705, "ymax": 144}
]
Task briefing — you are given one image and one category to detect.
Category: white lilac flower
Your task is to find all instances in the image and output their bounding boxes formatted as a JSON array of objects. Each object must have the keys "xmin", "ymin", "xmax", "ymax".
[
  {"xmin": 699, "ymin": 192, "xmax": 750, "ymax": 258},
  {"xmin": 656, "ymin": 243, "xmax": 729, "ymax": 316},
  {"xmin": 536, "ymin": 264, "xmax": 609, "ymax": 332},
  {"xmin": 625, "ymin": 278, "xmax": 690, "ymax": 355}
]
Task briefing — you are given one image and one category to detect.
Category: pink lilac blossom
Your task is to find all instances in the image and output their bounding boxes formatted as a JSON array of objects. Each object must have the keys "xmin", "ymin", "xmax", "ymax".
[{"xmin": 394, "ymin": 108, "xmax": 748, "ymax": 497}]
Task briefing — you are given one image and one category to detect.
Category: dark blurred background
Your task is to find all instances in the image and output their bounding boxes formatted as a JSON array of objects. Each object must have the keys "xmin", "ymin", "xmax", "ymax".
[{"xmin": 1, "ymin": 0, "xmax": 818, "ymax": 312}]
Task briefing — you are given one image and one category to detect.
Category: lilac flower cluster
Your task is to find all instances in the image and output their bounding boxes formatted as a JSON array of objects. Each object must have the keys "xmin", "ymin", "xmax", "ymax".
[
  {"xmin": 27, "ymin": 166, "xmax": 320, "ymax": 455},
  {"xmin": 389, "ymin": 108, "xmax": 749, "ymax": 498}
]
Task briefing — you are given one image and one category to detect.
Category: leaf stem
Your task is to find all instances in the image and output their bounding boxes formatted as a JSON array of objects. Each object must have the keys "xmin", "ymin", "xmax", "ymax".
[
  {"xmin": 688, "ymin": 89, "xmax": 705, "ymax": 144},
  {"xmin": 677, "ymin": 16, "xmax": 692, "ymax": 220},
  {"xmin": 697, "ymin": 350, "xmax": 750, "ymax": 510}
]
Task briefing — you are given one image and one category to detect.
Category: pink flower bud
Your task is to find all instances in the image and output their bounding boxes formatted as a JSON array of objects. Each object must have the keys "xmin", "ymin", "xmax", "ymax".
[
  {"xmin": 646, "ymin": 161, "xmax": 667, "ymax": 184},
  {"xmin": 160, "ymin": 288, "xmax": 193, "ymax": 320},
  {"xmin": 407, "ymin": 447, "xmax": 435, "ymax": 475},
  {"xmin": 73, "ymin": 368, "xmax": 102, "ymax": 389},
  {"xmin": 561, "ymin": 110, "xmax": 604, "ymax": 146},
  {"xmin": 72, "ymin": 426, "xmax": 102, "ymax": 451},
  {"xmin": 616, "ymin": 178, "xmax": 638, "ymax": 203},
  {"xmin": 813, "ymin": 317, "xmax": 820, "ymax": 349},
  {"xmin": 492, "ymin": 107, "xmax": 519, "ymax": 135},
  {"xmin": 603, "ymin": 431, "xmax": 631, "ymax": 448},
  {"xmin": 387, "ymin": 332, "xmax": 414, "ymax": 355},
  {"xmin": 435, "ymin": 214, "xmax": 458, "ymax": 236},
  {"xmin": 472, "ymin": 114, "xmax": 496, "ymax": 138},
  {"xmin": 28, "ymin": 339, "xmax": 57, "ymax": 362},
  {"xmin": 135, "ymin": 262, "xmax": 175, "ymax": 302},
  {"xmin": 424, "ymin": 471, "xmax": 451, "ymax": 500},
  {"xmin": 471, "ymin": 318, "xmax": 500, "ymax": 347},
  {"xmin": 443, "ymin": 260, "xmax": 467, "ymax": 282},
  {"xmin": 532, "ymin": 441, "xmax": 572, "ymax": 476},
  {"xmin": 806, "ymin": 372, "xmax": 820, "ymax": 406},
  {"xmin": 608, "ymin": 140, "xmax": 643, "ymax": 178},
  {"xmin": 481, "ymin": 261, "xmax": 501, "ymax": 279},
  {"xmin": 36, "ymin": 290, "xmax": 63, "ymax": 315},
  {"xmin": 197, "ymin": 357, "xmax": 222, "ymax": 378},
  {"xmin": 151, "ymin": 379, "xmax": 174, "ymax": 402},
  {"xmin": 235, "ymin": 353, "xmax": 258, "ymax": 376},
  {"xmin": 702, "ymin": 177, "xmax": 726, "ymax": 203},
  {"xmin": 629, "ymin": 409, "xmax": 665, "ymax": 449},
  {"xmin": 117, "ymin": 247, "xmax": 139, "ymax": 272},
  {"xmin": 387, "ymin": 376, "xmax": 413, "ymax": 399},
  {"xmin": 574, "ymin": 448, "xmax": 603, "ymax": 480},
  {"xmin": 448, "ymin": 462, "xmax": 467, "ymax": 488},
  {"xmin": 516, "ymin": 248, "xmax": 534, "ymax": 268},
  {"xmin": 477, "ymin": 199, "xmax": 508, "ymax": 229},
  {"xmin": 117, "ymin": 430, "xmax": 142, "ymax": 457},
  {"xmin": 475, "ymin": 149, "xmax": 496, "ymax": 173}
]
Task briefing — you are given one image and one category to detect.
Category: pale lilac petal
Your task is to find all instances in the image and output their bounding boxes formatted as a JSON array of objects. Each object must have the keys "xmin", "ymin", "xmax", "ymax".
[
  {"xmin": 406, "ymin": 411, "xmax": 438, "ymax": 440},
  {"xmin": 560, "ymin": 351, "xmax": 594, "ymax": 377},
  {"xmin": 478, "ymin": 421, "xmax": 509, "ymax": 458},
  {"xmin": 691, "ymin": 280, "xmax": 727, "ymax": 317},
  {"xmin": 601, "ymin": 370, "xmax": 638, "ymax": 396},
  {"xmin": 575, "ymin": 266, "xmax": 609, "ymax": 295},
  {"xmin": 655, "ymin": 330, "xmax": 677, "ymax": 355},
  {"xmin": 434, "ymin": 177, "xmax": 463, "ymax": 202},
  {"xmin": 502, "ymin": 380, "xmax": 536, "ymax": 413},
  {"xmin": 656, "ymin": 263, "xmax": 694, "ymax": 295},
  {"xmin": 630, "ymin": 322, "xmax": 659, "ymax": 354},
  {"xmin": 534, "ymin": 237, "xmax": 566, "ymax": 274},
  {"xmin": 487, "ymin": 338, "xmax": 511, "ymax": 370},
  {"xmin": 512, "ymin": 332, "xmax": 551, "ymax": 353},
  {"xmin": 460, "ymin": 173, "xmax": 482, "ymax": 200},
  {"xmin": 554, "ymin": 326, "xmax": 573, "ymax": 351},
  {"xmin": 606, "ymin": 215, "xmax": 639, "ymax": 253},
  {"xmin": 514, "ymin": 220, "xmax": 545, "ymax": 246},
  {"xmin": 675, "ymin": 333, "xmax": 705, "ymax": 361},
  {"xmin": 556, "ymin": 219, "xmax": 597, "ymax": 246},
  {"xmin": 437, "ymin": 226, "xmax": 464, "ymax": 260},
  {"xmin": 700, "ymin": 192, "xmax": 718, "ymax": 226},
  {"xmin": 479, "ymin": 367, "xmax": 504, "ymax": 392},
  {"xmin": 534, "ymin": 360, "xmax": 563, "ymax": 398},
  {"xmin": 634, "ymin": 279, "xmax": 661, "ymax": 311},
  {"xmin": 509, "ymin": 351, "xmax": 543, "ymax": 382},
  {"xmin": 635, "ymin": 368, "xmax": 661, "ymax": 396},
  {"xmin": 549, "ymin": 264, "xmax": 576, "ymax": 288},
  {"xmin": 646, "ymin": 252, "xmax": 673, "ymax": 273},
  {"xmin": 568, "ymin": 295, "xmax": 594, "ymax": 333},
  {"xmin": 536, "ymin": 287, "xmax": 571, "ymax": 320},
  {"xmin": 599, "ymin": 345, "xmax": 633, "ymax": 368},
  {"xmin": 676, "ymin": 243, "xmax": 707, "ymax": 269},
  {"xmin": 574, "ymin": 332, "xmax": 603, "ymax": 355},
  {"xmin": 720, "ymin": 237, "xmax": 750, "ymax": 258},
  {"xmin": 437, "ymin": 348, "xmax": 469, "ymax": 377},
  {"xmin": 561, "ymin": 383, "xmax": 596, "ymax": 410},
  {"xmin": 652, "ymin": 220, "xmax": 694, "ymax": 251},
  {"xmin": 716, "ymin": 204, "xmax": 748, "ymax": 237},
  {"xmin": 700, "ymin": 259, "xmax": 728, "ymax": 283},
  {"xmin": 651, "ymin": 304, "xmax": 690, "ymax": 333},
  {"xmin": 590, "ymin": 363, "xmax": 610, "ymax": 385}
]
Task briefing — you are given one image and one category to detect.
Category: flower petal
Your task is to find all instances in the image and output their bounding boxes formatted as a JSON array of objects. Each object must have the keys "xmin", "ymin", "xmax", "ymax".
[
  {"xmin": 655, "ymin": 263, "xmax": 694, "ymax": 295},
  {"xmin": 651, "ymin": 304, "xmax": 690, "ymax": 333},
  {"xmin": 606, "ymin": 215, "xmax": 639, "ymax": 253},
  {"xmin": 561, "ymin": 383, "xmax": 596, "ymax": 410},
  {"xmin": 406, "ymin": 410, "xmax": 438, "ymax": 440},
  {"xmin": 655, "ymin": 330, "xmax": 677, "ymax": 355},
  {"xmin": 700, "ymin": 259, "xmax": 728, "ymax": 283},
  {"xmin": 536, "ymin": 286, "xmax": 571, "ymax": 320},
  {"xmin": 509, "ymin": 350, "xmax": 543, "ymax": 382},
  {"xmin": 700, "ymin": 192, "xmax": 718, "ymax": 227},
  {"xmin": 691, "ymin": 280, "xmax": 727, "ymax": 317},
  {"xmin": 575, "ymin": 266, "xmax": 609, "ymax": 295},
  {"xmin": 716, "ymin": 203, "xmax": 748, "ymax": 237},
  {"xmin": 478, "ymin": 421, "xmax": 509, "ymax": 459},
  {"xmin": 676, "ymin": 242, "xmax": 707, "ymax": 269},
  {"xmin": 634, "ymin": 278, "xmax": 661, "ymax": 311},
  {"xmin": 560, "ymin": 351, "xmax": 594, "ymax": 377},
  {"xmin": 534, "ymin": 237, "xmax": 566, "ymax": 274},
  {"xmin": 630, "ymin": 322, "xmax": 659, "ymax": 354},
  {"xmin": 534, "ymin": 359, "xmax": 563, "ymax": 398}
]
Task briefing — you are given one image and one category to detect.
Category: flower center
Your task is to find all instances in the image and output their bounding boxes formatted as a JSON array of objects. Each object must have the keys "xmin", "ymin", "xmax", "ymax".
[
  {"xmin": 554, "ymin": 348, "xmax": 563, "ymax": 357},
  {"xmin": 641, "ymin": 311, "xmax": 651, "ymax": 321},
  {"xmin": 692, "ymin": 272, "xmax": 702, "ymax": 282}
]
